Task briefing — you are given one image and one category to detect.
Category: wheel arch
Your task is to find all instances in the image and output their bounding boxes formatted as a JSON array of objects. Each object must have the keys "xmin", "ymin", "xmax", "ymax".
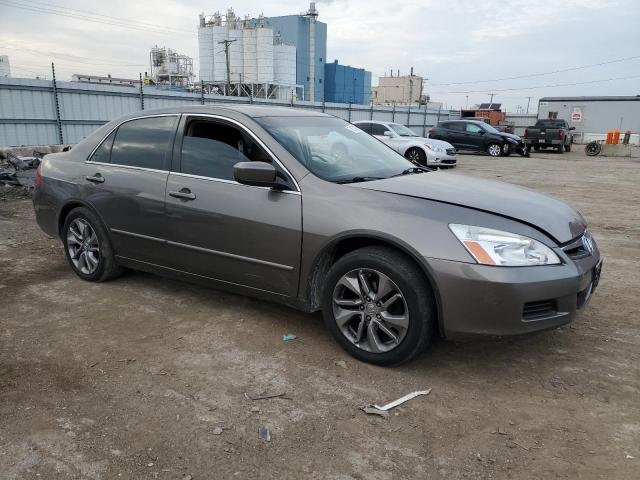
[
  {"xmin": 303, "ymin": 232, "xmax": 444, "ymax": 337},
  {"xmin": 57, "ymin": 198, "xmax": 111, "ymax": 241}
]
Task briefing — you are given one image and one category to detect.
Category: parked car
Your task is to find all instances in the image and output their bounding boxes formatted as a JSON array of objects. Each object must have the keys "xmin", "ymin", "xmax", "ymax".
[
  {"xmin": 32, "ymin": 106, "xmax": 602, "ymax": 366},
  {"xmin": 524, "ymin": 119, "xmax": 575, "ymax": 153},
  {"xmin": 353, "ymin": 120, "xmax": 457, "ymax": 168},
  {"xmin": 429, "ymin": 120, "xmax": 528, "ymax": 157}
]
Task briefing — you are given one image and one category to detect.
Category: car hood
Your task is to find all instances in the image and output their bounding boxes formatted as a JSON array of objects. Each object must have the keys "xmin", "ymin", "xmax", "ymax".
[
  {"xmin": 351, "ymin": 172, "xmax": 586, "ymax": 243},
  {"xmin": 500, "ymin": 132, "xmax": 522, "ymax": 142},
  {"xmin": 409, "ymin": 137, "xmax": 453, "ymax": 149}
]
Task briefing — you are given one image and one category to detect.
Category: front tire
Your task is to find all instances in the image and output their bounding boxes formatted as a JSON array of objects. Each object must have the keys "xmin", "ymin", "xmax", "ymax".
[
  {"xmin": 405, "ymin": 147, "xmax": 428, "ymax": 167},
  {"xmin": 322, "ymin": 246, "xmax": 436, "ymax": 366},
  {"xmin": 62, "ymin": 207, "xmax": 123, "ymax": 282},
  {"xmin": 487, "ymin": 143, "xmax": 502, "ymax": 157}
]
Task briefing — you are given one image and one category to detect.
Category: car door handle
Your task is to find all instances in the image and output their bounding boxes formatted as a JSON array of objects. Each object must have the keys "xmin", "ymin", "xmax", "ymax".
[
  {"xmin": 85, "ymin": 174, "xmax": 105, "ymax": 183},
  {"xmin": 169, "ymin": 189, "xmax": 196, "ymax": 201}
]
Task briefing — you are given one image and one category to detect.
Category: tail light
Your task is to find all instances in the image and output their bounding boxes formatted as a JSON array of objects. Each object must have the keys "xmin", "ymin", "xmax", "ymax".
[
  {"xmin": 524, "ymin": 128, "xmax": 528, "ymax": 137},
  {"xmin": 34, "ymin": 164, "xmax": 42, "ymax": 188},
  {"xmin": 559, "ymin": 130, "xmax": 565, "ymax": 139}
]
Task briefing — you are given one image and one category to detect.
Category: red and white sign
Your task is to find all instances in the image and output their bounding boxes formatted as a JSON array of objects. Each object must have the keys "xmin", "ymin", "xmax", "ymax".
[{"xmin": 571, "ymin": 108, "xmax": 582, "ymax": 123}]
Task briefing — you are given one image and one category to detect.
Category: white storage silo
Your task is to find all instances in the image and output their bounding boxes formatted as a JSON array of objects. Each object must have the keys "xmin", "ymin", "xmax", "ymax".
[
  {"xmin": 256, "ymin": 27, "xmax": 274, "ymax": 83},
  {"xmin": 197, "ymin": 27, "xmax": 214, "ymax": 82},
  {"xmin": 242, "ymin": 28, "xmax": 257, "ymax": 83},
  {"xmin": 274, "ymin": 43, "xmax": 296, "ymax": 85}
]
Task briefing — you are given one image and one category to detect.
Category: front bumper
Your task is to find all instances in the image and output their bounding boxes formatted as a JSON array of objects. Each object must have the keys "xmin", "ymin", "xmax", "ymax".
[
  {"xmin": 427, "ymin": 150, "xmax": 457, "ymax": 167},
  {"xmin": 428, "ymin": 250, "xmax": 602, "ymax": 338}
]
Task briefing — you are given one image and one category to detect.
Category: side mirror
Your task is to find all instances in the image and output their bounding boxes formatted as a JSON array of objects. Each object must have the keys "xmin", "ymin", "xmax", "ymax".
[
  {"xmin": 478, "ymin": 130, "xmax": 485, "ymax": 135},
  {"xmin": 569, "ymin": 126, "xmax": 576, "ymax": 131},
  {"xmin": 234, "ymin": 161, "xmax": 276, "ymax": 188},
  {"xmin": 383, "ymin": 131, "xmax": 394, "ymax": 137}
]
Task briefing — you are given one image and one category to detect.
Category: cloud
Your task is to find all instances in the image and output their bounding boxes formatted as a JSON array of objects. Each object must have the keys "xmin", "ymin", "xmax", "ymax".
[{"xmin": 0, "ymin": 0, "xmax": 638, "ymax": 110}]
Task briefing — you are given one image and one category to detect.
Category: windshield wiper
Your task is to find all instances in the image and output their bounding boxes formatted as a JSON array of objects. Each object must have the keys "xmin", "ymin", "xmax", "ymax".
[
  {"xmin": 389, "ymin": 167, "xmax": 429, "ymax": 178},
  {"xmin": 335, "ymin": 176, "xmax": 385, "ymax": 184}
]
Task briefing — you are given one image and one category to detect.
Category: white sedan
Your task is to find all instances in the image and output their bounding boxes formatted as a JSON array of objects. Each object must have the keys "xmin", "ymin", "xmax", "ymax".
[{"xmin": 353, "ymin": 120, "xmax": 457, "ymax": 168}]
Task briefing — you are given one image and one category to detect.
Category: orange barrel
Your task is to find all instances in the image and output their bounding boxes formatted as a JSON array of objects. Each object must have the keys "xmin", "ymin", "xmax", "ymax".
[
  {"xmin": 606, "ymin": 130, "xmax": 614, "ymax": 144},
  {"xmin": 613, "ymin": 129, "xmax": 621, "ymax": 144}
]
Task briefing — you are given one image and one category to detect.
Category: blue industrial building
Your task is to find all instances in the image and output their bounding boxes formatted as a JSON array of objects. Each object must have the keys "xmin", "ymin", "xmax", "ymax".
[
  {"xmin": 324, "ymin": 60, "xmax": 372, "ymax": 105},
  {"xmin": 260, "ymin": 8, "xmax": 327, "ymax": 102}
]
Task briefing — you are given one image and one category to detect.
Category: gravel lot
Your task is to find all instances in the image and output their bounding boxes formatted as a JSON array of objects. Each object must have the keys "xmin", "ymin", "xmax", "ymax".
[{"xmin": 1, "ymin": 149, "xmax": 639, "ymax": 479}]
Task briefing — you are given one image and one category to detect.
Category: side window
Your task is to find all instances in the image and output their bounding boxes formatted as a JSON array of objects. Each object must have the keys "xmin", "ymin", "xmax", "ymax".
[
  {"xmin": 355, "ymin": 123, "xmax": 372, "ymax": 134},
  {"xmin": 180, "ymin": 120, "xmax": 272, "ymax": 181},
  {"xmin": 89, "ymin": 129, "xmax": 116, "ymax": 163},
  {"xmin": 465, "ymin": 123, "xmax": 483, "ymax": 134},
  {"xmin": 370, "ymin": 123, "xmax": 389, "ymax": 136},
  {"xmin": 110, "ymin": 116, "xmax": 177, "ymax": 170},
  {"xmin": 447, "ymin": 122, "xmax": 464, "ymax": 132}
]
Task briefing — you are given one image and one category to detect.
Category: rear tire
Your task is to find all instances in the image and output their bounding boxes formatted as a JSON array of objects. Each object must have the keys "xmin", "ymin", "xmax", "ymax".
[
  {"xmin": 565, "ymin": 142, "xmax": 572, "ymax": 152},
  {"xmin": 405, "ymin": 147, "xmax": 428, "ymax": 167},
  {"xmin": 558, "ymin": 143, "xmax": 565, "ymax": 153},
  {"xmin": 62, "ymin": 207, "xmax": 123, "ymax": 282},
  {"xmin": 322, "ymin": 246, "xmax": 436, "ymax": 366}
]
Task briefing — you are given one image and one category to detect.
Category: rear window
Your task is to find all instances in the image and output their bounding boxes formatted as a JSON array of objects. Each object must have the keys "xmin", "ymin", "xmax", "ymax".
[
  {"xmin": 355, "ymin": 122, "xmax": 372, "ymax": 134},
  {"xmin": 89, "ymin": 129, "xmax": 116, "ymax": 163},
  {"xmin": 535, "ymin": 120, "xmax": 566, "ymax": 128},
  {"xmin": 110, "ymin": 116, "xmax": 178, "ymax": 170}
]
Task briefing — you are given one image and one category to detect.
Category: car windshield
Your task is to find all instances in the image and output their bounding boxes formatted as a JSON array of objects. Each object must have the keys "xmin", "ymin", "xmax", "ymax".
[
  {"xmin": 257, "ymin": 116, "xmax": 418, "ymax": 183},
  {"xmin": 389, "ymin": 123, "xmax": 418, "ymax": 137},
  {"xmin": 480, "ymin": 123, "xmax": 500, "ymax": 134}
]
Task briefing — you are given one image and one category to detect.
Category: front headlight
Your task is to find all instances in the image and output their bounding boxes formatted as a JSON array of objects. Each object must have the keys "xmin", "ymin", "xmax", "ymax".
[
  {"xmin": 449, "ymin": 224, "xmax": 561, "ymax": 266},
  {"xmin": 424, "ymin": 144, "xmax": 443, "ymax": 152}
]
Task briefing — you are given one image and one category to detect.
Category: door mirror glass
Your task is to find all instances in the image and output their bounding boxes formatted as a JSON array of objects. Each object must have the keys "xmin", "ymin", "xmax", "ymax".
[{"xmin": 234, "ymin": 161, "xmax": 276, "ymax": 187}]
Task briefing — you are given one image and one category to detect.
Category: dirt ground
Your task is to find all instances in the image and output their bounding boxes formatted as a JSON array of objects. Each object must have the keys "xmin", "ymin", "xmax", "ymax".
[{"xmin": 1, "ymin": 149, "xmax": 639, "ymax": 480}]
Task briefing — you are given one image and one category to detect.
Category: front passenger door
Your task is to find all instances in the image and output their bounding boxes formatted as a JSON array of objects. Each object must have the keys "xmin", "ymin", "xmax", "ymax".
[{"xmin": 163, "ymin": 115, "xmax": 302, "ymax": 297}]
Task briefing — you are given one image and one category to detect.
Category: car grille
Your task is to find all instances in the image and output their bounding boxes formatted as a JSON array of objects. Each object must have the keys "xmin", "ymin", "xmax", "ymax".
[
  {"xmin": 441, "ymin": 159, "xmax": 456, "ymax": 164},
  {"xmin": 561, "ymin": 232, "xmax": 593, "ymax": 260},
  {"xmin": 446, "ymin": 148, "xmax": 456, "ymax": 156},
  {"xmin": 523, "ymin": 300, "xmax": 558, "ymax": 321}
]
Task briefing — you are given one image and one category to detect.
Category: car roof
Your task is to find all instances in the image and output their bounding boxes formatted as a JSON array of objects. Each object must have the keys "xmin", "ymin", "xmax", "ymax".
[
  {"xmin": 353, "ymin": 120, "xmax": 398, "ymax": 125},
  {"xmin": 120, "ymin": 104, "xmax": 331, "ymax": 119}
]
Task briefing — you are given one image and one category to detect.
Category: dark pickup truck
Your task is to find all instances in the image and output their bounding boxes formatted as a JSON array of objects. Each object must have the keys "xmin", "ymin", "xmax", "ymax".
[{"xmin": 524, "ymin": 119, "xmax": 575, "ymax": 153}]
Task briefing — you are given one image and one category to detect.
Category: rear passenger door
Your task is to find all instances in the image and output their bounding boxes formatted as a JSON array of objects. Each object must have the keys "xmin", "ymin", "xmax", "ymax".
[
  {"xmin": 442, "ymin": 122, "xmax": 466, "ymax": 148},
  {"xmin": 163, "ymin": 115, "xmax": 302, "ymax": 297},
  {"xmin": 83, "ymin": 114, "xmax": 179, "ymax": 264}
]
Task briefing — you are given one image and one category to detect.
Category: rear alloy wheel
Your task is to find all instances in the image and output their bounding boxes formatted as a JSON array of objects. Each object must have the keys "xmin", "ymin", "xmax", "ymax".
[
  {"xmin": 322, "ymin": 246, "xmax": 435, "ymax": 366},
  {"xmin": 487, "ymin": 143, "xmax": 502, "ymax": 157},
  {"xmin": 405, "ymin": 147, "xmax": 427, "ymax": 166},
  {"xmin": 63, "ymin": 207, "xmax": 123, "ymax": 282}
]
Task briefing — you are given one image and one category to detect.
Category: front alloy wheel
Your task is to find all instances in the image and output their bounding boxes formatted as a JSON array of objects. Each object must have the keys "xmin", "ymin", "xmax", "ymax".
[
  {"xmin": 487, "ymin": 143, "xmax": 502, "ymax": 157},
  {"xmin": 322, "ymin": 246, "xmax": 435, "ymax": 366},
  {"xmin": 332, "ymin": 268, "xmax": 409, "ymax": 353}
]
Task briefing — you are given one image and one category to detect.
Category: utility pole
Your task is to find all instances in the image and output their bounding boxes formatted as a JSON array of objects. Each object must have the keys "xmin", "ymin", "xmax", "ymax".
[
  {"xmin": 526, "ymin": 96, "xmax": 532, "ymax": 114},
  {"xmin": 465, "ymin": 95, "xmax": 469, "ymax": 109},
  {"xmin": 218, "ymin": 39, "xmax": 236, "ymax": 95},
  {"xmin": 488, "ymin": 93, "xmax": 495, "ymax": 105}
]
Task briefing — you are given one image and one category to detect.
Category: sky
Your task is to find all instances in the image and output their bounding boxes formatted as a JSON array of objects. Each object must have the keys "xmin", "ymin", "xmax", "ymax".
[{"xmin": 1, "ymin": 0, "xmax": 639, "ymax": 112}]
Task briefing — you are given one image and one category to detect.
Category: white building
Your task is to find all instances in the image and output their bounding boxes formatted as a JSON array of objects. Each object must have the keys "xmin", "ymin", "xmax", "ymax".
[
  {"xmin": 0, "ymin": 55, "xmax": 10, "ymax": 78},
  {"xmin": 372, "ymin": 71, "xmax": 424, "ymax": 105},
  {"xmin": 198, "ymin": 9, "xmax": 299, "ymax": 99}
]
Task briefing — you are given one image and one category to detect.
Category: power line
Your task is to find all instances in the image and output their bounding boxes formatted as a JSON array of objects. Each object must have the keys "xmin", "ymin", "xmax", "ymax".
[
  {"xmin": 0, "ymin": 0, "xmax": 194, "ymax": 36},
  {"xmin": 430, "ymin": 74, "xmax": 640, "ymax": 94},
  {"xmin": 429, "ymin": 55, "xmax": 640, "ymax": 86},
  {"xmin": 24, "ymin": 0, "xmax": 193, "ymax": 33},
  {"xmin": 1, "ymin": 44, "xmax": 145, "ymax": 67}
]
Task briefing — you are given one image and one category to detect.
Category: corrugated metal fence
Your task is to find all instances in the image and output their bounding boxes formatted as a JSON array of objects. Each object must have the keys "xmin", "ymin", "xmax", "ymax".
[{"xmin": 0, "ymin": 77, "xmax": 465, "ymax": 147}]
